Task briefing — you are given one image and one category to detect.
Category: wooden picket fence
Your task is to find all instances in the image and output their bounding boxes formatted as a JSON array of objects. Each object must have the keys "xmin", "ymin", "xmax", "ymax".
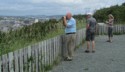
[
  {"xmin": 97, "ymin": 24, "xmax": 125, "ymax": 35},
  {"xmin": 0, "ymin": 28, "xmax": 86, "ymax": 72}
]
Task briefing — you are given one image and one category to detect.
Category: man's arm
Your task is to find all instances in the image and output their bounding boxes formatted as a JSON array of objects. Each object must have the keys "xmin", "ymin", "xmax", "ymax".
[
  {"xmin": 63, "ymin": 16, "xmax": 67, "ymax": 27},
  {"xmin": 86, "ymin": 19, "xmax": 90, "ymax": 29},
  {"xmin": 86, "ymin": 24, "xmax": 89, "ymax": 29}
]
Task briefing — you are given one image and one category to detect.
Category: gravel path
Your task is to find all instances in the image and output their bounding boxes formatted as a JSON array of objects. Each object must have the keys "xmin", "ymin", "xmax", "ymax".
[{"xmin": 51, "ymin": 35, "xmax": 125, "ymax": 72}]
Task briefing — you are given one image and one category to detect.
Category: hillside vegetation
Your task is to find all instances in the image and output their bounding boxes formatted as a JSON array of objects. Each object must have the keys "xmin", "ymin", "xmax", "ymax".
[{"xmin": 94, "ymin": 2, "xmax": 125, "ymax": 24}]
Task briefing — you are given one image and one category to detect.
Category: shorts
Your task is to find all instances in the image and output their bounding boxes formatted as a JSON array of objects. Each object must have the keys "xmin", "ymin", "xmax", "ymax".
[{"xmin": 86, "ymin": 30, "xmax": 95, "ymax": 41}]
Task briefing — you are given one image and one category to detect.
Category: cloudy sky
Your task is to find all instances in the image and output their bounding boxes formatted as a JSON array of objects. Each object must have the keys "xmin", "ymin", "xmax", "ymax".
[{"xmin": 0, "ymin": 0, "xmax": 124, "ymax": 16}]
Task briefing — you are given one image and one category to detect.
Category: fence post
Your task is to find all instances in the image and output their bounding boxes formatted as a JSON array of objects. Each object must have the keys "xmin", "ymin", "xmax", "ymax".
[
  {"xmin": 35, "ymin": 44, "xmax": 39, "ymax": 72},
  {"xmin": 31, "ymin": 45, "xmax": 35, "ymax": 72},
  {"xmin": 14, "ymin": 50, "xmax": 19, "ymax": 72},
  {"xmin": 51, "ymin": 38, "xmax": 54, "ymax": 64},
  {"xmin": 0, "ymin": 56, "xmax": 1, "ymax": 72},
  {"xmin": 41, "ymin": 41, "xmax": 45, "ymax": 72},
  {"xmin": 8, "ymin": 52, "xmax": 14, "ymax": 72},
  {"xmin": 27, "ymin": 46, "xmax": 31, "ymax": 72},
  {"xmin": 23, "ymin": 47, "xmax": 28, "ymax": 72},
  {"xmin": 19, "ymin": 49, "xmax": 24, "ymax": 72},
  {"xmin": 38, "ymin": 42, "xmax": 42, "ymax": 72},
  {"xmin": 61, "ymin": 35, "xmax": 66, "ymax": 60},
  {"xmin": 2, "ymin": 54, "xmax": 8, "ymax": 72}
]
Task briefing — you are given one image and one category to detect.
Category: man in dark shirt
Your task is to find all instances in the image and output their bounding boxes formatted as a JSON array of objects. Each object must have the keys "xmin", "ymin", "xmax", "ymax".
[{"xmin": 85, "ymin": 13, "xmax": 97, "ymax": 53}]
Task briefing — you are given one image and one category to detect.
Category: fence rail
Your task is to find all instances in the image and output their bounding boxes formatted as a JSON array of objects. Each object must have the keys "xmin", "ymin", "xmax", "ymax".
[
  {"xmin": 0, "ymin": 28, "xmax": 86, "ymax": 72},
  {"xmin": 97, "ymin": 24, "xmax": 125, "ymax": 35}
]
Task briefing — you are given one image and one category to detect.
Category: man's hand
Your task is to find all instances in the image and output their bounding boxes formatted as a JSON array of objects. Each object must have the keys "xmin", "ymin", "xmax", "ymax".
[
  {"xmin": 63, "ymin": 16, "xmax": 67, "ymax": 27},
  {"xmin": 63, "ymin": 16, "xmax": 66, "ymax": 20}
]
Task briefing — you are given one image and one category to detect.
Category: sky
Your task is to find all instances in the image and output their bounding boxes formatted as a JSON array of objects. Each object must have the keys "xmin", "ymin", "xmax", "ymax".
[{"xmin": 0, "ymin": 0, "xmax": 125, "ymax": 16}]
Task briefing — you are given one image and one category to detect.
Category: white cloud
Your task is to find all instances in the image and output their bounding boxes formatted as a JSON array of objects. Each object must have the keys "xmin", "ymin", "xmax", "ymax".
[
  {"xmin": 30, "ymin": 0, "xmax": 83, "ymax": 4},
  {"xmin": 0, "ymin": 0, "xmax": 124, "ymax": 15}
]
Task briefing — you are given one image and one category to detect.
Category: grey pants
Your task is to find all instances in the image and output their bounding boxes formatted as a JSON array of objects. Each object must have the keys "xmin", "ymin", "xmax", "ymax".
[
  {"xmin": 64, "ymin": 34, "xmax": 76, "ymax": 58},
  {"xmin": 108, "ymin": 27, "xmax": 113, "ymax": 37}
]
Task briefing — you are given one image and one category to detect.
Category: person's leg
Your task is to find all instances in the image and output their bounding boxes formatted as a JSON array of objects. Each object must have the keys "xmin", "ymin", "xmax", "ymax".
[
  {"xmin": 64, "ymin": 35, "xmax": 70, "ymax": 61},
  {"xmin": 91, "ymin": 33, "xmax": 95, "ymax": 51},
  {"xmin": 64, "ymin": 35, "xmax": 70, "ymax": 60},
  {"xmin": 109, "ymin": 37, "xmax": 111, "ymax": 42},
  {"xmin": 68, "ymin": 34, "xmax": 76, "ymax": 59},
  {"xmin": 87, "ymin": 41, "xmax": 90, "ymax": 50},
  {"xmin": 108, "ymin": 27, "xmax": 113, "ymax": 42},
  {"xmin": 91, "ymin": 33, "xmax": 95, "ymax": 52},
  {"xmin": 85, "ymin": 31, "xmax": 90, "ymax": 53},
  {"xmin": 92, "ymin": 41, "xmax": 95, "ymax": 52},
  {"xmin": 107, "ymin": 27, "xmax": 110, "ymax": 42},
  {"xmin": 110, "ymin": 28, "xmax": 113, "ymax": 42},
  {"xmin": 66, "ymin": 34, "xmax": 72, "ymax": 60}
]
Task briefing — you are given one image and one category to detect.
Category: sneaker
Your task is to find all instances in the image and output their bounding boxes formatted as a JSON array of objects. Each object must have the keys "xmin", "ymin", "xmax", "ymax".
[
  {"xmin": 66, "ymin": 58, "xmax": 73, "ymax": 61},
  {"xmin": 106, "ymin": 40, "xmax": 110, "ymax": 42},
  {"xmin": 92, "ymin": 50, "xmax": 95, "ymax": 53},
  {"xmin": 85, "ymin": 50, "xmax": 90, "ymax": 53},
  {"xmin": 64, "ymin": 57, "xmax": 73, "ymax": 61}
]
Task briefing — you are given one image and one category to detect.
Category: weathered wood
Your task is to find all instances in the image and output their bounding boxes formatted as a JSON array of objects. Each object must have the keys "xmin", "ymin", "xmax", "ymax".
[
  {"xmin": 46, "ymin": 40, "xmax": 49, "ymax": 65},
  {"xmin": 0, "ymin": 56, "xmax": 1, "ymax": 72},
  {"xmin": 48, "ymin": 39, "xmax": 51, "ymax": 65},
  {"xmin": 51, "ymin": 38, "xmax": 54, "ymax": 63},
  {"xmin": 97, "ymin": 25, "xmax": 125, "ymax": 34},
  {"xmin": 31, "ymin": 45, "xmax": 35, "ymax": 72},
  {"xmin": 55, "ymin": 37, "xmax": 58, "ymax": 57},
  {"xmin": 55, "ymin": 37, "xmax": 57, "ymax": 57},
  {"xmin": 27, "ymin": 46, "xmax": 31, "ymax": 72},
  {"xmin": 52, "ymin": 38, "xmax": 54, "ymax": 63},
  {"xmin": 23, "ymin": 48, "xmax": 28, "ymax": 72},
  {"xmin": 44, "ymin": 40, "xmax": 47, "ymax": 65},
  {"xmin": 14, "ymin": 50, "xmax": 19, "ymax": 72},
  {"xmin": 35, "ymin": 44, "xmax": 39, "ymax": 72},
  {"xmin": 2, "ymin": 54, "xmax": 8, "ymax": 72},
  {"xmin": 38, "ymin": 42, "xmax": 42, "ymax": 72},
  {"xmin": 19, "ymin": 49, "xmax": 24, "ymax": 72},
  {"xmin": 42, "ymin": 41, "xmax": 45, "ymax": 65},
  {"xmin": 8, "ymin": 52, "xmax": 14, "ymax": 72},
  {"xmin": 41, "ymin": 41, "xmax": 45, "ymax": 72},
  {"xmin": 57, "ymin": 37, "xmax": 59, "ymax": 56}
]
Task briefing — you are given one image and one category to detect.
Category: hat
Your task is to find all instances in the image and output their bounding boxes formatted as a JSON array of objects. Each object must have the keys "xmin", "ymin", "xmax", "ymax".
[{"xmin": 86, "ymin": 12, "xmax": 93, "ymax": 15}]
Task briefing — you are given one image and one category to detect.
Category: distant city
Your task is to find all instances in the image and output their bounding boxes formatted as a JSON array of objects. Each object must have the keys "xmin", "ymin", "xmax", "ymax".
[{"xmin": 0, "ymin": 15, "xmax": 63, "ymax": 32}]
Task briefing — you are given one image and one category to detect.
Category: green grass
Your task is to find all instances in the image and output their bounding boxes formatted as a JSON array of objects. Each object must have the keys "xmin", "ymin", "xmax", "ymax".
[{"xmin": 77, "ymin": 20, "xmax": 86, "ymax": 30}]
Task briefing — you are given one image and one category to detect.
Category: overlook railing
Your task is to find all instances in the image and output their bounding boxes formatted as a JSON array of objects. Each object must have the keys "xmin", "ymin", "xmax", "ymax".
[{"xmin": 0, "ymin": 28, "xmax": 85, "ymax": 72}]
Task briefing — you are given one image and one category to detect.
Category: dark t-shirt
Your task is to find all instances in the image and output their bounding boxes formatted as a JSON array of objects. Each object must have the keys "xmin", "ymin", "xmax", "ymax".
[{"xmin": 86, "ymin": 17, "xmax": 97, "ymax": 31}]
